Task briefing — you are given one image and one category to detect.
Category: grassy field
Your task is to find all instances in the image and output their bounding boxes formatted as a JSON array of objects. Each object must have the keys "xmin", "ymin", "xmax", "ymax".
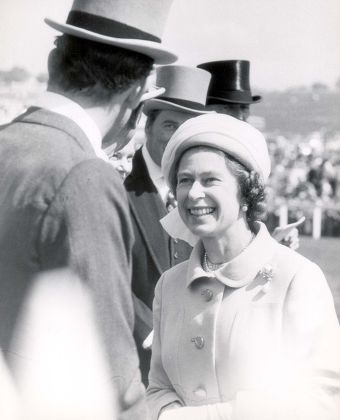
[{"xmin": 298, "ymin": 236, "xmax": 340, "ymax": 320}]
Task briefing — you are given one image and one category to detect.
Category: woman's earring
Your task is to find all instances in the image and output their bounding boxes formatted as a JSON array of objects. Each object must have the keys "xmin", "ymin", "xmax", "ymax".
[{"xmin": 241, "ymin": 204, "xmax": 248, "ymax": 212}]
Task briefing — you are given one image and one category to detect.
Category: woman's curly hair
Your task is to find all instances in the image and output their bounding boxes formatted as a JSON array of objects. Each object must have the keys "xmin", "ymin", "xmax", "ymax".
[{"xmin": 224, "ymin": 153, "xmax": 267, "ymax": 228}]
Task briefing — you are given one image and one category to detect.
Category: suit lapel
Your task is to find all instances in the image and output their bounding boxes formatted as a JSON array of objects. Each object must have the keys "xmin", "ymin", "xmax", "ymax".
[{"xmin": 125, "ymin": 149, "xmax": 170, "ymax": 273}]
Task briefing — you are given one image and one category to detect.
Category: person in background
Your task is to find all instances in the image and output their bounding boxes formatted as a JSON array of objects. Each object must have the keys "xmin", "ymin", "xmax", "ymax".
[
  {"xmin": 124, "ymin": 64, "xmax": 213, "ymax": 385},
  {"xmin": 147, "ymin": 113, "xmax": 340, "ymax": 420},
  {"xmin": 0, "ymin": 0, "xmax": 176, "ymax": 418},
  {"xmin": 104, "ymin": 85, "xmax": 166, "ymax": 180},
  {"xmin": 197, "ymin": 60, "xmax": 261, "ymax": 122},
  {"xmin": 108, "ymin": 139, "xmax": 138, "ymax": 180},
  {"xmin": 308, "ymin": 157, "xmax": 338, "ymax": 199},
  {"xmin": 198, "ymin": 59, "xmax": 304, "ymax": 246}
]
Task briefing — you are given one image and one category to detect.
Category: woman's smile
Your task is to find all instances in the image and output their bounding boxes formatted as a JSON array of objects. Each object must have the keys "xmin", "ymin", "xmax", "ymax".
[{"xmin": 188, "ymin": 206, "xmax": 215, "ymax": 217}]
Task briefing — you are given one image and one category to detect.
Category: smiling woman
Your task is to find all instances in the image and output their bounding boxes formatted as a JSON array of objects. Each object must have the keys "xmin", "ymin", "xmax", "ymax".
[
  {"xmin": 146, "ymin": 113, "xmax": 340, "ymax": 420},
  {"xmin": 176, "ymin": 146, "xmax": 265, "ymax": 250},
  {"xmin": 176, "ymin": 147, "xmax": 250, "ymax": 259}
]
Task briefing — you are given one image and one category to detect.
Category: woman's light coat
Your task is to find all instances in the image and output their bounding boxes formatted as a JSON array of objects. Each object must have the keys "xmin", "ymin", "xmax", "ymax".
[{"xmin": 147, "ymin": 223, "xmax": 340, "ymax": 420}]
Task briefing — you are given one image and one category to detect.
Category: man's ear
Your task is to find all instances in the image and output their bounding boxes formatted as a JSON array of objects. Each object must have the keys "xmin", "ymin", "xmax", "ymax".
[{"xmin": 126, "ymin": 78, "xmax": 148, "ymax": 110}]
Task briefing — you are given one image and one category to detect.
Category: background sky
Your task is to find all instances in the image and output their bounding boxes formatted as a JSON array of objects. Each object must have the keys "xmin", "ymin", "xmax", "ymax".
[{"xmin": 1, "ymin": 0, "xmax": 339, "ymax": 90}]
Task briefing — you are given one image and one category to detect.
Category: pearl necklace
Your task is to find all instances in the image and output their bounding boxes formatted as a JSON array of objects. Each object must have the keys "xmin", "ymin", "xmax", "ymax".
[
  {"xmin": 202, "ymin": 233, "xmax": 255, "ymax": 273},
  {"xmin": 203, "ymin": 252, "xmax": 224, "ymax": 272}
]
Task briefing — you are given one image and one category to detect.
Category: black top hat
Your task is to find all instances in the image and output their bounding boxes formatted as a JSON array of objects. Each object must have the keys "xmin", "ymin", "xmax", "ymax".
[{"xmin": 197, "ymin": 60, "xmax": 261, "ymax": 105}]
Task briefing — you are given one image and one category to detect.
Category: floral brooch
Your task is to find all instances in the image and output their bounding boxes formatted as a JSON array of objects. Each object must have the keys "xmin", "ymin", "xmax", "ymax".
[{"xmin": 258, "ymin": 264, "xmax": 274, "ymax": 293}]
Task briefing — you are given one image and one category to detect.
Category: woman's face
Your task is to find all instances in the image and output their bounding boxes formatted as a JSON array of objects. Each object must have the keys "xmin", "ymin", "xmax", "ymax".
[
  {"xmin": 176, "ymin": 147, "xmax": 242, "ymax": 239},
  {"xmin": 108, "ymin": 141, "xmax": 135, "ymax": 180}
]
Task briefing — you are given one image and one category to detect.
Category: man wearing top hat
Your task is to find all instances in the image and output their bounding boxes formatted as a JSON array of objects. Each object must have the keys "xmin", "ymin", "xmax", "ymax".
[
  {"xmin": 198, "ymin": 60, "xmax": 304, "ymax": 246},
  {"xmin": 0, "ymin": 0, "xmax": 176, "ymax": 418},
  {"xmin": 124, "ymin": 65, "xmax": 213, "ymax": 385},
  {"xmin": 197, "ymin": 60, "xmax": 261, "ymax": 122}
]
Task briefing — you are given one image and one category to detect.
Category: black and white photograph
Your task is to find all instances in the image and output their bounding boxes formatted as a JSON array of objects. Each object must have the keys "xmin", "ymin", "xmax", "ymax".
[{"xmin": 0, "ymin": 1, "xmax": 339, "ymax": 419}]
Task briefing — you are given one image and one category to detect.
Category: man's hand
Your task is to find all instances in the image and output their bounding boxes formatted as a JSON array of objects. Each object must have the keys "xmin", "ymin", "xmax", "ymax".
[{"xmin": 272, "ymin": 216, "xmax": 305, "ymax": 250}]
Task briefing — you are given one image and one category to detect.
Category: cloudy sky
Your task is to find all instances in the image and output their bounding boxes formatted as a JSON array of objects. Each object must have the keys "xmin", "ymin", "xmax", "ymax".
[{"xmin": 1, "ymin": 0, "xmax": 339, "ymax": 90}]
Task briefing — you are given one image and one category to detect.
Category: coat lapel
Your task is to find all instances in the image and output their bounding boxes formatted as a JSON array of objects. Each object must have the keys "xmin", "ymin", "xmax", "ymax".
[{"xmin": 125, "ymin": 149, "xmax": 170, "ymax": 273}]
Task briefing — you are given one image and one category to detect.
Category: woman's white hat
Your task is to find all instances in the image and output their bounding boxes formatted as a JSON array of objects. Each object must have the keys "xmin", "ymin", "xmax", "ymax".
[
  {"xmin": 162, "ymin": 113, "xmax": 271, "ymax": 191},
  {"xmin": 143, "ymin": 65, "xmax": 213, "ymax": 115},
  {"xmin": 45, "ymin": 0, "xmax": 177, "ymax": 65}
]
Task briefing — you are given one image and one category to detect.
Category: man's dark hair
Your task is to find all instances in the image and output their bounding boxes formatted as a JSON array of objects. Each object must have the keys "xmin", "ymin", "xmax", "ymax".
[
  {"xmin": 145, "ymin": 109, "xmax": 161, "ymax": 130},
  {"xmin": 47, "ymin": 34, "xmax": 154, "ymax": 104}
]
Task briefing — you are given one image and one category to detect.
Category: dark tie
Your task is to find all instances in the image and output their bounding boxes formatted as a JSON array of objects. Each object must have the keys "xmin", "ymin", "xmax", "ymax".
[{"xmin": 165, "ymin": 190, "xmax": 177, "ymax": 212}]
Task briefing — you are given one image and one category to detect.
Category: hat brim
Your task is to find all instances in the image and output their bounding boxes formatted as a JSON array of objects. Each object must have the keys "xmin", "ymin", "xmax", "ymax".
[
  {"xmin": 45, "ymin": 18, "xmax": 177, "ymax": 65},
  {"xmin": 143, "ymin": 98, "xmax": 214, "ymax": 116},
  {"xmin": 207, "ymin": 95, "xmax": 262, "ymax": 105},
  {"xmin": 140, "ymin": 87, "xmax": 165, "ymax": 102}
]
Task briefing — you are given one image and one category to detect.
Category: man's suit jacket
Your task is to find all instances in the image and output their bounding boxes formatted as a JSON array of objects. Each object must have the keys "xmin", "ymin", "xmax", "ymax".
[
  {"xmin": 124, "ymin": 148, "xmax": 192, "ymax": 384},
  {"xmin": 0, "ymin": 107, "xmax": 146, "ymax": 420}
]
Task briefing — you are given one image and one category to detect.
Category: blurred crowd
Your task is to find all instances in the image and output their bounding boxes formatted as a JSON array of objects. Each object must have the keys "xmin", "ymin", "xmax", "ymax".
[{"xmin": 265, "ymin": 133, "xmax": 340, "ymax": 236}]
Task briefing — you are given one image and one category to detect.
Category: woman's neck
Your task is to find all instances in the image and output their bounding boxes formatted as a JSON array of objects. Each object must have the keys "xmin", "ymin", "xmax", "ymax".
[{"xmin": 202, "ymin": 220, "xmax": 254, "ymax": 264}]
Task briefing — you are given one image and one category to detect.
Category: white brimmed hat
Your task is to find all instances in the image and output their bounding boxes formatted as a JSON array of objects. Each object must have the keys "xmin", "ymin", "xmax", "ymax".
[
  {"xmin": 143, "ymin": 65, "xmax": 213, "ymax": 115},
  {"xmin": 162, "ymin": 113, "xmax": 271, "ymax": 190},
  {"xmin": 45, "ymin": 0, "xmax": 177, "ymax": 65}
]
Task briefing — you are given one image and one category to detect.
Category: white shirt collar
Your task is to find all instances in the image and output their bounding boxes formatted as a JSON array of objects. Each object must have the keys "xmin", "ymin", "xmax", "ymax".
[
  {"xmin": 34, "ymin": 91, "xmax": 108, "ymax": 161},
  {"xmin": 142, "ymin": 145, "xmax": 168, "ymax": 202}
]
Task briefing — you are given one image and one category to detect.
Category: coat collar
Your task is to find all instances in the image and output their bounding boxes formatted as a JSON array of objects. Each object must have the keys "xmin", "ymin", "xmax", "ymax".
[
  {"xmin": 186, "ymin": 222, "xmax": 277, "ymax": 288},
  {"xmin": 142, "ymin": 145, "xmax": 163, "ymax": 184},
  {"xmin": 33, "ymin": 92, "xmax": 105, "ymax": 158},
  {"xmin": 142, "ymin": 146, "xmax": 169, "ymax": 203},
  {"xmin": 17, "ymin": 107, "xmax": 97, "ymax": 157}
]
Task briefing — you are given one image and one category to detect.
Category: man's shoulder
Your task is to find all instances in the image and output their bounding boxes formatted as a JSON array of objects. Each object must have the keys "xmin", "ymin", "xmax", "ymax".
[
  {"xmin": 1, "ymin": 116, "xmax": 125, "ymax": 206},
  {"xmin": 2, "ymin": 110, "xmax": 87, "ymax": 155},
  {"xmin": 66, "ymin": 158, "xmax": 126, "ymax": 191},
  {"xmin": 40, "ymin": 159, "xmax": 129, "ymax": 228},
  {"xmin": 1, "ymin": 109, "xmax": 103, "ymax": 177},
  {"xmin": 47, "ymin": 158, "xmax": 127, "ymax": 209}
]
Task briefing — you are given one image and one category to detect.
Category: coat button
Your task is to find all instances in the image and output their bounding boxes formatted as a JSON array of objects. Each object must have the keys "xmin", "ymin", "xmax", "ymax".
[
  {"xmin": 201, "ymin": 289, "xmax": 213, "ymax": 301},
  {"xmin": 174, "ymin": 251, "xmax": 179, "ymax": 259},
  {"xmin": 174, "ymin": 238, "xmax": 178, "ymax": 244},
  {"xmin": 191, "ymin": 336, "xmax": 204, "ymax": 349},
  {"xmin": 194, "ymin": 387, "xmax": 207, "ymax": 398}
]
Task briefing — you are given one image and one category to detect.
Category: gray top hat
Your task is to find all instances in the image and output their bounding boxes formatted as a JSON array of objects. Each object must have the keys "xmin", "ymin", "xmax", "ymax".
[
  {"xmin": 45, "ymin": 0, "xmax": 177, "ymax": 64},
  {"xmin": 143, "ymin": 65, "xmax": 213, "ymax": 115}
]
